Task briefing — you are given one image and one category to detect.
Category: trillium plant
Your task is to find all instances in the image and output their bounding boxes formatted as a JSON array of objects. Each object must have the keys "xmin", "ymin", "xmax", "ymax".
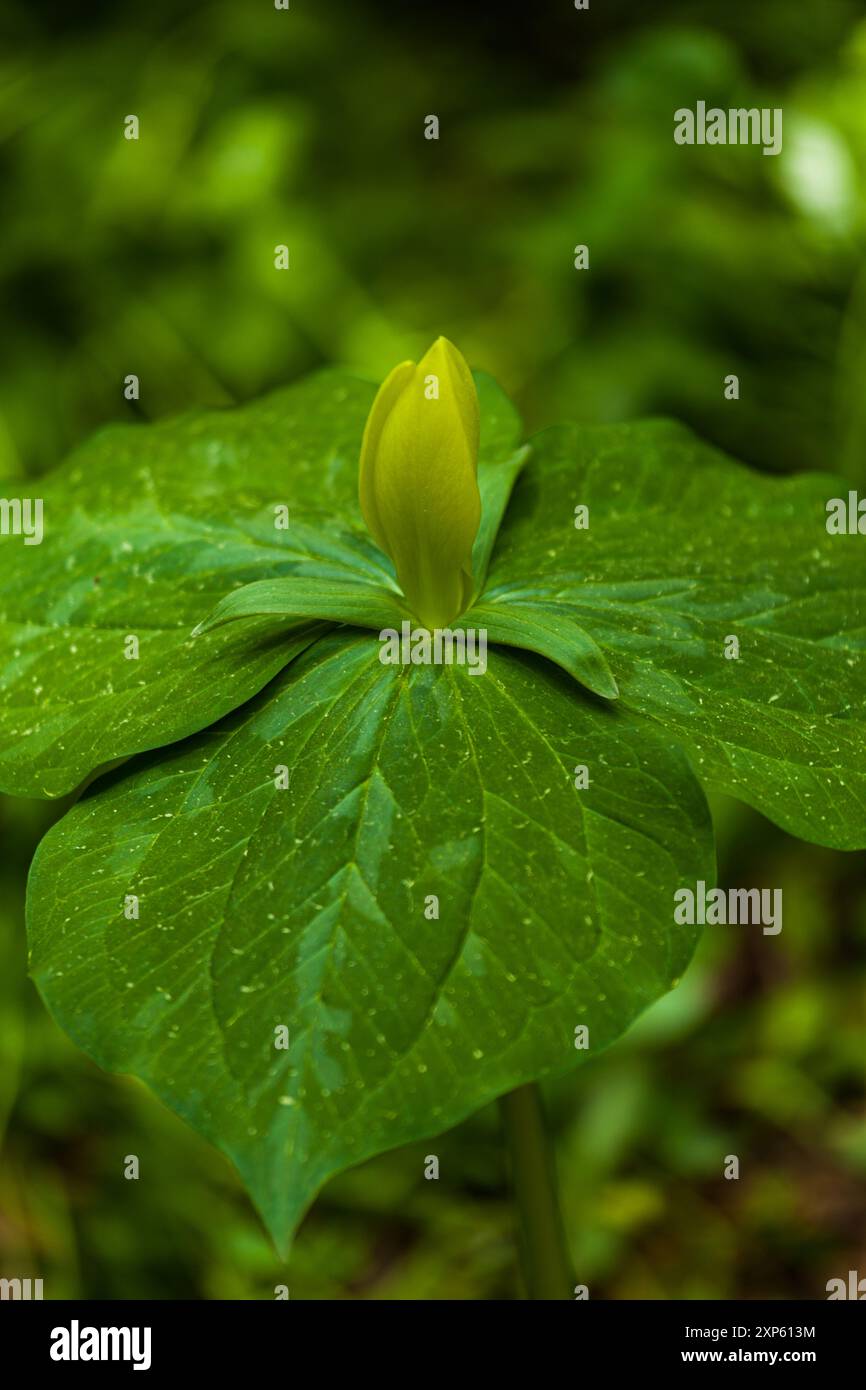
[{"xmin": 3, "ymin": 339, "xmax": 865, "ymax": 1297}]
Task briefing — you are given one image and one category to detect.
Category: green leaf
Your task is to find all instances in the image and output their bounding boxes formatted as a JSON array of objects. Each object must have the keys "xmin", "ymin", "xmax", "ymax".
[
  {"xmin": 467, "ymin": 598, "xmax": 619, "ymax": 699},
  {"xmin": 23, "ymin": 366, "xmax": 865, "ymax": 1260},
  {"xmin": 192, "ymin": 576, "xmax": 407, "ymax": 638},
  {"xmin": 484, "ymin": 420, "xmax": 866, "ymax": 849},
  {"xmin": 472, "ymin": 444, "xmax": 531, "ymax": 596},
  {"xmin": 0, "ymin": 369, "xmax": 521, "ymax": 797},
  {"xmin": 27, "ymin": 631, "xmax": 713, "ymax": 1251}
]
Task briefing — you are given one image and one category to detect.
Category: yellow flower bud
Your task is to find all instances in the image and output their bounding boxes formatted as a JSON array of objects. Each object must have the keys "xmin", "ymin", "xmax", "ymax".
[{"xmin": 359, "ymin": 337, "xmax": 481, "ymax": 628}]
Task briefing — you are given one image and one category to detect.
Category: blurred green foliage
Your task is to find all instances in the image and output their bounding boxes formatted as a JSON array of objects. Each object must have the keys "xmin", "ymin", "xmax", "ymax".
[{"xmin": 1, "ymin": 0, "xmax": 864, "ymax": 1298}]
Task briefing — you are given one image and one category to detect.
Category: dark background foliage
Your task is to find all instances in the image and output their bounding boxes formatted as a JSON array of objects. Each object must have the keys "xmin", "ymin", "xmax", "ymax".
[{"xmin": 0, "ymin": 0, "xmax": 864, "ymax": 1298}]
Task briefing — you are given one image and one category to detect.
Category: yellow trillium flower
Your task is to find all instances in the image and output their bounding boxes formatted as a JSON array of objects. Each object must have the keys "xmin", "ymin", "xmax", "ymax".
[{"xmin": 359, "ymin": 337, "xmax": 481, "ymax": 629}]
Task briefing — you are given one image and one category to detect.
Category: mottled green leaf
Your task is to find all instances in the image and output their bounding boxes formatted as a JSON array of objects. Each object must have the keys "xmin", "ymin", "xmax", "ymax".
[
  {"xmin": 192, "ymin": 576, "xmax": 407, "ymax": 638},
  {"xmin": 484, "ymin": 420, "xmax": 866, "ymax": 848},
  {"xmin": 21, "ymin": 372, "xmax": 866, "ymax": 1257},
  {"xmin": 28, "ymin": 632, "xmax": 713, "ymax": 1250},
  {"xmin": 0, "ymin": 370, "xmax": 521, "ymax": 797},
  {"xmin": 467, "ymin": 598, "xmax": 619, "ymax": 699}
]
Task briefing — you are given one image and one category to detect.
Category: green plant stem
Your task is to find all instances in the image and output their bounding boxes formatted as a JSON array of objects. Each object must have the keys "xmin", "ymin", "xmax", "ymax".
[{"xmin": 499, "ymin": 1082, "xmax": 573, "ymax": 1300}]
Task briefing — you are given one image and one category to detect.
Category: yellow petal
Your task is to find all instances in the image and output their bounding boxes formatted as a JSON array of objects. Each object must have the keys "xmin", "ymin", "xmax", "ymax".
[
  {"xmin": 358, "ymin": 359, "xmax": 415, "ymax": 554},
  {"xmin": 358, "ymin": 338, "xmax": 481, "ymax": 628}
]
